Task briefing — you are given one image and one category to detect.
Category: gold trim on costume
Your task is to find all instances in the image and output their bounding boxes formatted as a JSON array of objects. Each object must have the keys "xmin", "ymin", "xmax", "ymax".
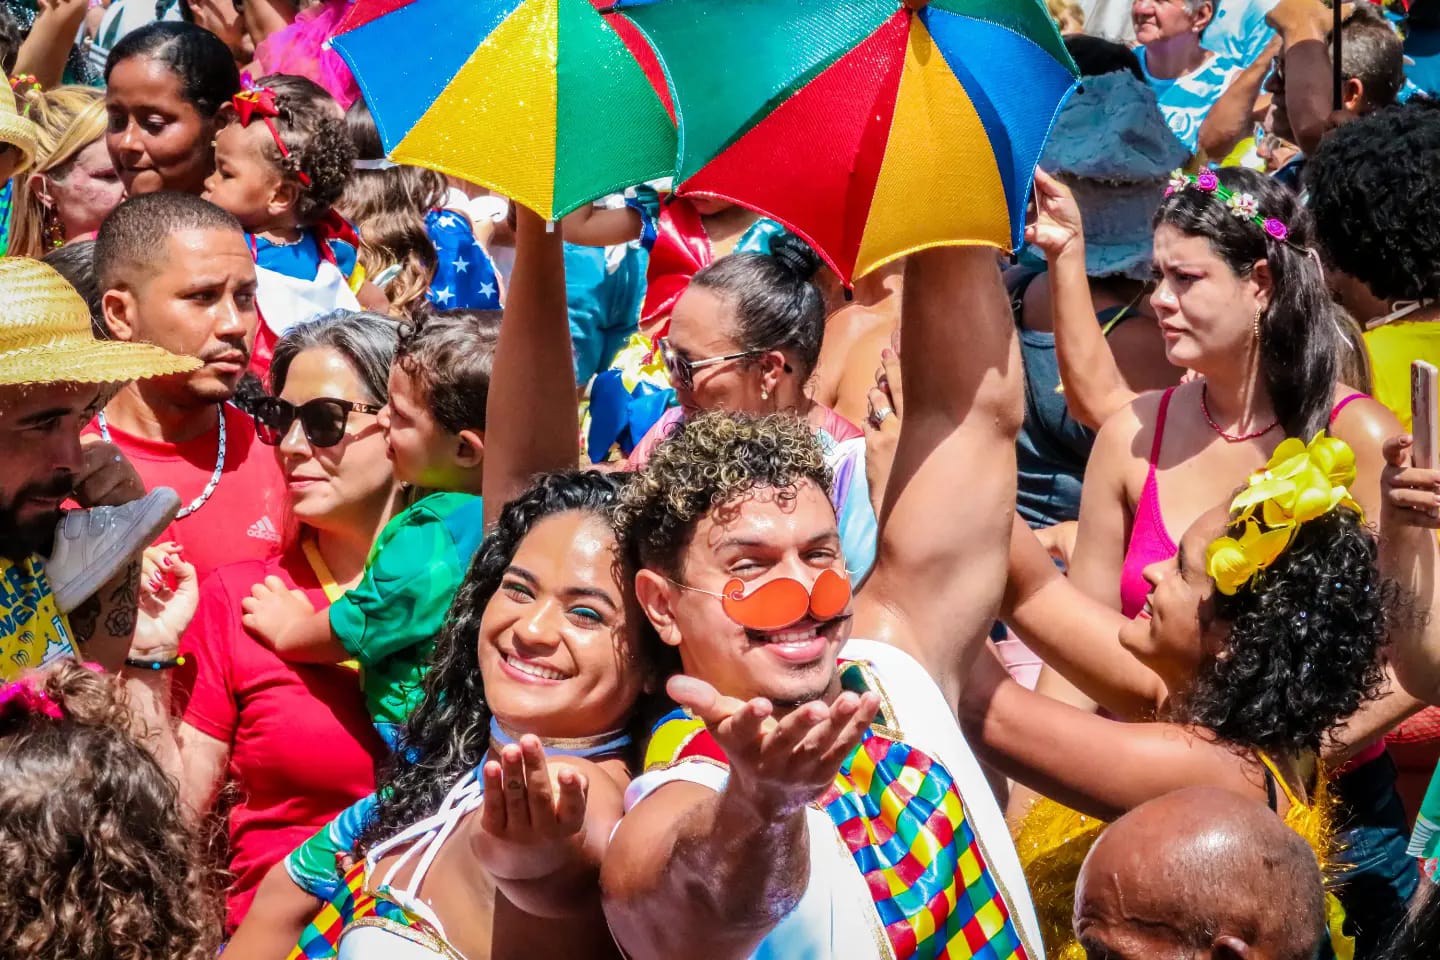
[{"xmin": 342, "ymin": 916, "xmax": 465, "ymax": 959}]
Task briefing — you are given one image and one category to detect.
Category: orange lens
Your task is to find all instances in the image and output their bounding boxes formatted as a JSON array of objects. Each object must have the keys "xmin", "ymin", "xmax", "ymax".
[
  {"xmin": 808, "ymin": 569, "xmax": 852, "ymax": 621},
  {"xmin": 719, "ymin": 577, "xmax": 811, "ymax": 631}
]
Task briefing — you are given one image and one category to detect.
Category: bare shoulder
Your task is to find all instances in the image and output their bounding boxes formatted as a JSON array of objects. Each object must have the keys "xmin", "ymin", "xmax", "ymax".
[{"xmin": 1330, "ymin": 387, "xmax": 1402, "ymax": 451}]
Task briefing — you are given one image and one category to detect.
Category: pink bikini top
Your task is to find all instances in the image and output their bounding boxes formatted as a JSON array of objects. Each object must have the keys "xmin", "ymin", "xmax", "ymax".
[{"xmin": 1117, "ymin": 388, "xmax": 1368, "ymax": 619}]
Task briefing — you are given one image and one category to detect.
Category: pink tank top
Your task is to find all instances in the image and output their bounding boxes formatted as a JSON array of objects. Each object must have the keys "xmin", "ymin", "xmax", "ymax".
[
  {"xmin": 1117, "ymin": 389, "xmax": 1370, "ymax": 619},
  {"xmin": 1119, "ymin": 389, "xmax": 1179, "ymax": 619}
]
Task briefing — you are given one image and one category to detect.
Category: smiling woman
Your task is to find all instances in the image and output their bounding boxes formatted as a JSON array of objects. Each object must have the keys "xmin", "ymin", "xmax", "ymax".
[
  {"xmin": 172, "ymin": 312, "xmax": 402, "ymax": 933},
  {"xmin": 102, "ymin": 21, "xmax": 239, "ymax": 197}
]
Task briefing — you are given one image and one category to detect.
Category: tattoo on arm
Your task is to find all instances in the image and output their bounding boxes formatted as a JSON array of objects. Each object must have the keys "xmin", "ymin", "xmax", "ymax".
[
  {"xmin": 70, "ymin": 594, "xmax": 100, "ymax": 645},
  {"xmin": 102, "ymin": 561, "xmax": 140, "ymax": 638}
]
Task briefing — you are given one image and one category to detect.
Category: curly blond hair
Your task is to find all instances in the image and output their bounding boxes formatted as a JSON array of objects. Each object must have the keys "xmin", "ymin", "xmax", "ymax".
[
  {"xmin": 0, "ymin": 660, "xmax": 219, "ymax": 960},
  {"xmin": 618, "ymin": 412, "xmax": 831, "ymax": 576}
]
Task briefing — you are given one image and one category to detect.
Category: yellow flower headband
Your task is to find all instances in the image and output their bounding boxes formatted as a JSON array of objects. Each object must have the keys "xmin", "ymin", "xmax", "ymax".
[{"xmin": 1205, "ymin": 433, "xmax": 1363, "ymax": 596}]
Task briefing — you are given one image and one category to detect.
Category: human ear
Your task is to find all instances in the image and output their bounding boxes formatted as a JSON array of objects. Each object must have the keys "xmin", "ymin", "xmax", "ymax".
[
  {"xmin": 101, "ymin": 288, "xmax": 140, "ymax": 342},
  {"xmin": 635, "ymin": 569, "xmax": 683, "ymax": 649}
]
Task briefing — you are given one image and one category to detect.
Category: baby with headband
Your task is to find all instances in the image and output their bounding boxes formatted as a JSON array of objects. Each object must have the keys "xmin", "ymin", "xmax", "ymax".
[{"xmin": 201, "ymin": 74, "xmax": 387, "ymax": 382}]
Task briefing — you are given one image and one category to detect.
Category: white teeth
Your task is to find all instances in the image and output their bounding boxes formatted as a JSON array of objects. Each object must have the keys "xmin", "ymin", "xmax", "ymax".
[
  {"xmin": 769, "ymin": 626, "xmax": 819, "ymax": 645},
  {"xmin": 504, "ymin": 654, "xmax": 568, "ymax": 681}
]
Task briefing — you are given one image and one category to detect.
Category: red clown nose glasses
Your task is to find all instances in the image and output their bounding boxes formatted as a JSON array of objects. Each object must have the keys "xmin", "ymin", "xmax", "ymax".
[{"xmin": 674, "ymin": 569, "xmax": 852, "ymax": 632}]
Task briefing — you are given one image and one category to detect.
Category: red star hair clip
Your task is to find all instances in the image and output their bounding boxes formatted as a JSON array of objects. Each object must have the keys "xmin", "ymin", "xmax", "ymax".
[{"xmin": 230, "ymin": 87, "xmax": 312, "ymax": 186}]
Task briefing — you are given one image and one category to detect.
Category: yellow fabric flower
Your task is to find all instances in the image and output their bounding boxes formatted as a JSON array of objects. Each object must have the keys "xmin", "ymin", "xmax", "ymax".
[
  {"xmin": 1207, "ymin": 432, "xmax": 1362, "ymax": 595},
  {"xmin": 1206, "ymin": 521, "xmax": 1296, "ymax": 595}
]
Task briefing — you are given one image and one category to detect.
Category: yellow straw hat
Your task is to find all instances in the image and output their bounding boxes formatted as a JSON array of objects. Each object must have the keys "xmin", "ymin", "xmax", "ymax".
[
  {"xmin": 0, "ymin": 258, "xmax": 200, "ymax": 387},
  {"xmin": 0, "ymin": 77, "xmax": 39, "ymax": 172}
]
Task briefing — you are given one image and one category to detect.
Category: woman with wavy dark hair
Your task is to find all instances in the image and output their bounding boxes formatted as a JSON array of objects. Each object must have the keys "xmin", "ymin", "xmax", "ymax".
[
  {"xmin": 236, "ymin": 209, "xmax": 665, "ymax": 959},
  {"xmin": 0, "ymin": 660, "xmax": 220, "ymax": 960},
  {"xmin": 963, "ymin": 435, "xmax": 1392, "ymax": 959}
]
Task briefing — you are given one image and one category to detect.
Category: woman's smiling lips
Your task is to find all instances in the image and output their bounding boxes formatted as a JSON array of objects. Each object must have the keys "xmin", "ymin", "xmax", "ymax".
[{"xmin": 498, "ymin": 650, "xmax": 574, "ymax": 685}]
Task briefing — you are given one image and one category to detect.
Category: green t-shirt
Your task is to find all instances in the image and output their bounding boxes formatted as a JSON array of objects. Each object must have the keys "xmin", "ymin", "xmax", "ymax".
[{"xmin": 329, "ymin": 492, "xmax": 486, "ymax": 725}]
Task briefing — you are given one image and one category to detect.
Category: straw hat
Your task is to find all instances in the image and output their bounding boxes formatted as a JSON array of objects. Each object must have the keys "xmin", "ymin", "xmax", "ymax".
[
  {"xmin": 0, "ymin": 78, "xmax": 39, "ymax": 172},
  {"xmin": 0, "ymin": 259, "xmax": 200, "ymax": 387}
]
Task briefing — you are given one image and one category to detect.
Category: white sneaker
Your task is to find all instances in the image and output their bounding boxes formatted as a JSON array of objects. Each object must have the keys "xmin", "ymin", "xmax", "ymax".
[{"xmin": 48, "ymin": 488, "xmax": 182, "ymax": 614}]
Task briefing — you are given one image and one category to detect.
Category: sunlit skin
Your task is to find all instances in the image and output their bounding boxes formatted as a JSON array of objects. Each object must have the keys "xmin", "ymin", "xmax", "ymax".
[
  {"xmin": 1131, "ymin": 0, "xmax": 1210, "ymax": 47},
  {"xmin": 665, "ymin": 285, "xmax": 776, "ymax": 417},
  {"xmin": 201, "ymin": 120, "xmax": 293, "ymax": 235},
  {"xmin": 1148, "ymin": 224, "xmax": 1270, "ymax": 373},
  {"xmin": 105, "ymin": 56, "xmax": 218, "ymax": 196},
  {"xmin": 477, "ymin": 511, "xmax": 647, "ymax": 740},
  {"xmin": 377, "ymin": 364, "xmax": 482, "ymax": 491},
  {"xmin": 638, "ymin": 483, "xmax": 853, "ymax": 711},
  {"xmin": 0, "ymin": 382, "xmax": 100, "ymax": 558},
  {"xmin": 272, "ymin": 348, "xmax": 392, "ymax": 532},
  {"xmin": 35, "ymin": 138, "xmax": 125, "ymax": 240},
  {"xmin": 1118, "ymin": 503, "xmax": 1232, "ymax": 696},
  {"xmin": 101, "ymin": 227, "xmax": 259, "ymax": 406}
]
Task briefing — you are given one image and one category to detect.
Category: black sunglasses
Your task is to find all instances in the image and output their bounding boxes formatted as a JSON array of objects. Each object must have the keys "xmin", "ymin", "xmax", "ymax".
[
  {"xmin": 253, "ymin": 396, "xmax": 382, "ymax": 448},
  {"xmin": 656, "ymin": 337, "xmax": 763, "ymax": 392}
]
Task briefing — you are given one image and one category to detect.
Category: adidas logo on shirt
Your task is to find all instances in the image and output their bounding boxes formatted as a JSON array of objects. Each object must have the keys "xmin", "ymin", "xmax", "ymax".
[{"xmin": 247, "ymin": 516, "xmax": 281, "ymax": 543}]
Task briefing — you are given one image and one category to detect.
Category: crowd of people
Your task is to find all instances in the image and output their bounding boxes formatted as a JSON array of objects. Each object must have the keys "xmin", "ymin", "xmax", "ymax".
[{"xmin": 3, "ymin": 0, "xmax": 1440, "ymax": 958}]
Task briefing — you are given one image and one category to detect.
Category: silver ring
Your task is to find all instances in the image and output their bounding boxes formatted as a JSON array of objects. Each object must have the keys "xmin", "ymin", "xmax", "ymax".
[{"xmin": 870, "ymin": 407, "xmax": 894, "ymax": 427}]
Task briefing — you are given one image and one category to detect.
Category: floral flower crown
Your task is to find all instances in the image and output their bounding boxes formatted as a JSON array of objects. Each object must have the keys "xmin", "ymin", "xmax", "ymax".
[
  {"xmin": 1166, "ymin": 170, "xmax": 1291, "ymax": 243},
  {"xmin": 1205, "ymin": 433, "xmax": 1363, "ymax": 596}
]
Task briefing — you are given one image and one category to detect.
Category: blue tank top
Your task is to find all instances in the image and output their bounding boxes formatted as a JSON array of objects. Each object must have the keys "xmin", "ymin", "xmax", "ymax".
[{"xmin": 1012, "ymin": 271, "xmax": 1133, "ymax": 529}]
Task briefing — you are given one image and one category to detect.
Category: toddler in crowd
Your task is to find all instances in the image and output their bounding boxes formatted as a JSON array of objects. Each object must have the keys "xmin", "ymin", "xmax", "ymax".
[
  {"xmin": 242, "ymin": 310, "xmax": 498, "ymax": 748},
  {"xmin": 202, "ymin": 73, "xmax": 385, "ymax": 381}
]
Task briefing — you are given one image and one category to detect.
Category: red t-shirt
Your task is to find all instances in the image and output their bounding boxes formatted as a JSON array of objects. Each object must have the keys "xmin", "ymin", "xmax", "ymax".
[
  {"xmin": 178, "ymin": 547, "xmax": 385, "ymax": 930},
  {"xmin": 84, "ymin": 403, "xmax": 288, "ymax": 582}
]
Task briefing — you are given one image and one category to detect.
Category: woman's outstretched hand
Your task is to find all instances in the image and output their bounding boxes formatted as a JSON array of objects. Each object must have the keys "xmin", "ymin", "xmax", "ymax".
[{"xmin": 481, "ymin": 735, "xmax": 590, "ymax": 845}]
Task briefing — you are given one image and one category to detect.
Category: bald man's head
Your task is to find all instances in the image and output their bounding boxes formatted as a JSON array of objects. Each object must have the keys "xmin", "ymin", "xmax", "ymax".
[{"xmin": 1074, "ymin": 788, "xmax": 1325, "ymax": 960}]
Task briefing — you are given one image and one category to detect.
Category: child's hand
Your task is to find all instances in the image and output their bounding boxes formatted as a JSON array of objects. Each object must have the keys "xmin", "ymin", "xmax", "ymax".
[
  {"xmin": 133, "ymin": 543, "xmax": 197, "ymax": 661},
  {"xmin": 241, "ymin": 577, "xmax": 317, "ymax": 649}
]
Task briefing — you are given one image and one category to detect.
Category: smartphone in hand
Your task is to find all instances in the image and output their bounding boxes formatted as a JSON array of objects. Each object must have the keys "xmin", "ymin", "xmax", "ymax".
[{"xmin": 1412, "ymin": 360, "xmax": 1438, "ymax": 470}]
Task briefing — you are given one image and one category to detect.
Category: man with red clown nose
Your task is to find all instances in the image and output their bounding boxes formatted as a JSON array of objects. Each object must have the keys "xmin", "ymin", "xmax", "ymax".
[{"xmin": 603, "ymin": 244, "xmax": 1043, "ymax": 960}]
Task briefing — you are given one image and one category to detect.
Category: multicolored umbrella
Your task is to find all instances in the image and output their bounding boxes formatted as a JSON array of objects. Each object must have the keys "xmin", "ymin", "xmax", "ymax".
[
  {"xmin": 331, "ymin": 0, "xmax": 677, "ymax": 220},
  {"xmin": 619, "ymin": 0, "xmax": 1079, "ymax": 282}
]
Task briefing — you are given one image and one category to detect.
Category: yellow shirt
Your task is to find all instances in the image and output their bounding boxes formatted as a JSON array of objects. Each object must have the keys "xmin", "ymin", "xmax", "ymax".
[
  {"xmin": 1365, "ymin": 320, "xmax": 1440, "ymax": 431},
  {"xmin": 0, "ymin": 554, "xmax": 75, "ymax": 680}
]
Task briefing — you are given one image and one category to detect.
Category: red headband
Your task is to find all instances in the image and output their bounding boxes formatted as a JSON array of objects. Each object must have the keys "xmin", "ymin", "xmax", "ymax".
[{"xmin": 231, "ymin": 88, "xmax": 312, "ymax": 187}]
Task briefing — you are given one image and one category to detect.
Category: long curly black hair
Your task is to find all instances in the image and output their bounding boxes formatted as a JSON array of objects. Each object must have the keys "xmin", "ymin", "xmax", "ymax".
[
  {"xmin": 360, "ymin": 470, "xmax": 672, "ymax": 849},
  {"xmin": 1172, "ymin": 508, "xmax": 1391, "ymax": 757}
]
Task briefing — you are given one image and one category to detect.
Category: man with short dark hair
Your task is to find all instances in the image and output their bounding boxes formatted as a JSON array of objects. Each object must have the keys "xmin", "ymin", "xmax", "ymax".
[
  {"xmin": 89, "ymin": 191, "xmax": 287, "ymax": 580},
  {"xmin": 1265, "ymin": 0, "xmax": 1404, "ymax": 157},
  {"xmin": 603, "ymin": 243, "xmax": 1041, "ymax": 960},
  {"xmin": 1074, "ymin": 787, "xmax": 1327, "ymax": 960}
]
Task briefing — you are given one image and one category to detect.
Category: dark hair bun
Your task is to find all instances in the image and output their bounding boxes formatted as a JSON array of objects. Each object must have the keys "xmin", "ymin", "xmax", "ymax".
[{"xmin": 768, "ymin": 232, "xmax": 823, "ymax": 283}]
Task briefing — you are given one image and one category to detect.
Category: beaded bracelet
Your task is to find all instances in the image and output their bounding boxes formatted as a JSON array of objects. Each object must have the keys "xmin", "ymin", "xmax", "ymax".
[{"xmin": 124, "ymin": 654, "xmax": 187, "ymax": 671}]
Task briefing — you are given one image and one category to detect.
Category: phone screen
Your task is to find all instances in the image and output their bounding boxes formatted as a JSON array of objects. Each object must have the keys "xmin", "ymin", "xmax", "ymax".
[{"xmin": 1412, "ymin": 360, "xmax": 1438, "ymax": 470}]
